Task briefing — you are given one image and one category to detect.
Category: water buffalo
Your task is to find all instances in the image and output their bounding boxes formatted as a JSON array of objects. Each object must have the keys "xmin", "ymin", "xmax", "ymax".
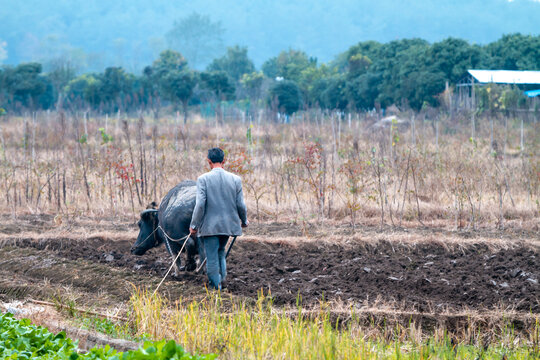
[{"xmin": 130, "ymin": 180, "xmax": 204, "ymax": 275}]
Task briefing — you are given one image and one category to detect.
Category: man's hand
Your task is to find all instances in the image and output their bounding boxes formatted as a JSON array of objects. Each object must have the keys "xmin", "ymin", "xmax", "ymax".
[
  {"xmin": 241, "ymin": 221, "xmax": 249, "ymax": 228},
  {"xmin": 189, "ymin": 227, "xmax": 197, "ymax": 235}
]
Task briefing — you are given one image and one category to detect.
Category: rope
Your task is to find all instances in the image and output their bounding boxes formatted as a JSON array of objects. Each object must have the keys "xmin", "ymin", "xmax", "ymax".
[
  {"xmin": 137, "ymin": 220, "xmax": 193, "ymax": 295},
  {"xmin": 137, "ymin": 222, "xmax": 191, "ymax": 247},
  {"xmin": 157, "ymin": 225, "xmax": 190, "ymax": 243},
  {"xmin": 152, "ymin": 232, "xmax": 190, "ymax": 296},
  {"xmin": 139, "ymin": 226, "xmax": 158, "ymax": 245},
  {"xmin": 195, "ymin": 257, "xmax": 206, "ymax": 273}
]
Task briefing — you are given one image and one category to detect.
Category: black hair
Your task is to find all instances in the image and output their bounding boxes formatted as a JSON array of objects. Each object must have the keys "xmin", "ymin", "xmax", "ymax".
[{"xmin": 207, "ymin": 147, "xmax": 225, "ymax": 163}]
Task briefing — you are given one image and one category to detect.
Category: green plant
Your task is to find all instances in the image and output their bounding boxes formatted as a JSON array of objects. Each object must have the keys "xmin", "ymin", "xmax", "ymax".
[
  {"xmin": 0, "ymin": 312, "xmax": 216, "ymax": 360},
  {"xmin": 98, "ymin": 128, "xmax": 113, "ymax": 144},
  {"xmin": 78, "ymin": 133, "xmax": 88, "ymax": 144},
  {"xmin": 78, "ymin": 316, "xmax": 135, "ymax": 341},
  {"xmin": 246, "ymin": 124, "xmax": 253, "ymax": 146}
]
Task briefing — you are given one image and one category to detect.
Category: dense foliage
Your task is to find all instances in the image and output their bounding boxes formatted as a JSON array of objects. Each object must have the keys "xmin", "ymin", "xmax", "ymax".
[
  {"xmin": 0, "ymin": 34, "xmax": 537, "ymax": 114},
  {"xmin": 0, "ymin": 312, "xmax": 216, "ymax": 359}
]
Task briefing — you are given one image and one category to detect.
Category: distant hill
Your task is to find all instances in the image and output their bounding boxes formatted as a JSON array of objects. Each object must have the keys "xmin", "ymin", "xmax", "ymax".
[{"xmin": 0, "ymin": 0, "xmax": 539, "ymax": 72}]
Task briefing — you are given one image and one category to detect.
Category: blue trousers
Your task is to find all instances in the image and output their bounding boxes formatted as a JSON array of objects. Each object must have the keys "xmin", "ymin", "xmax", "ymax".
[{"xmin": 202, "ymin": 235, "xmax": 229, "ymax": 290}]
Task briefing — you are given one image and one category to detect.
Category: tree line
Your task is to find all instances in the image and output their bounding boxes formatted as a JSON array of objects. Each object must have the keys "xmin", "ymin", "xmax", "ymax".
[{"xmin": 0, "ymin": 33, "xmax": 538, "ymax": 117}]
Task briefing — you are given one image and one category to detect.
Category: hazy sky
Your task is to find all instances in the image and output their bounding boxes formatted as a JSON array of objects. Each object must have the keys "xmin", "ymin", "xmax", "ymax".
[{"xmin": 0, "ymin": 0, "xmax": 539, "ymax": 71}]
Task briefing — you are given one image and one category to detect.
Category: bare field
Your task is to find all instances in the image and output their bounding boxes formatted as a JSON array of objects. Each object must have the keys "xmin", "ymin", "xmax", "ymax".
[
  {"xmin": 1, "ymin": 213, "xmax": 538, "ymax": 338},
  {"xmin": 0, "ymin": 113, "xmax": 538, "ymax": 355}
]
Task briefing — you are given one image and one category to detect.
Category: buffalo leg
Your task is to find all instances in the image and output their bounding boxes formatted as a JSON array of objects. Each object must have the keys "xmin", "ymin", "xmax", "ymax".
[
  {"xmin": 185, "ymin": 238, "xmax": 197, "ymax": 271},
  {"xmin": 164, "ymin": 239, "xmax": 183, "ymax": 276},
  {"xmin": 196, "ymin": 237, "xmax": 206, "ymax": 273}
]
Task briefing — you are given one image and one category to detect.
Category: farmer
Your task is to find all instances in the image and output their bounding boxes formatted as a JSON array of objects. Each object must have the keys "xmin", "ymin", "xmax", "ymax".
[{"xmin": 190, "ymin": 147, "xmax": 248, "ymax": 290}]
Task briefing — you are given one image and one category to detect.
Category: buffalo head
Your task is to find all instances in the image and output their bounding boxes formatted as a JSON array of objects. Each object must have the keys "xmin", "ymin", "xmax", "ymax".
[{"xmin": 131, "ymin": 208, "xmax": 161, "ymax": 255}]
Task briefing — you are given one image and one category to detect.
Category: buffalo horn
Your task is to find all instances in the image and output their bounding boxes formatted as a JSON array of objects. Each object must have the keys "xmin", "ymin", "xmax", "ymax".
[{"xmin": 140, "ymin": 209, "xmax": 158, "ymax": 216}]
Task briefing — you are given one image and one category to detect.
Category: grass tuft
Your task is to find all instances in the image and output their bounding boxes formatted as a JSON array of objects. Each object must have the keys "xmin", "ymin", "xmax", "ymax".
[{"xmin": 130, "ymin": 288, "xmax": 537, "ymax": 359}]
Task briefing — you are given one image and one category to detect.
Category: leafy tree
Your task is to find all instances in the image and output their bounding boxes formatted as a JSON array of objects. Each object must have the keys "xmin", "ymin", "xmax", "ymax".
[
  {"xmin": 371, "ymin": 38, "xmax": 430, "ymax": 107},
  {"xmin": 341, "ymin": 38, "xmax": 447, "ymax": 110},
  {"xmin": 99, "ymin": 67, "xmax": 134, "ymax": 109},
  {"xmin": 1, "ymin": 62, "xmax": 50, "ymax": 109},
  {"xmin": 161, "ymin": 70, "xmax": 197, "ymax": 123},
  {"xmin": 45, "ymin": 62, "xmax": 77, "ymax": 102},
  {"xmin": 321, "ymin": 75, "xmax": 348, "ymax": 110},
  {"xmin": 427, "ymin": 37, "xmax": 484, "ymax": 84},
  {"xmin": 200, "ymin": 70, "xmax": 235, "ymax": 122},
  {"xmin": 141, "ymin": 66, "xmax": 161, "ymax": 118},
  {"xmin": 4, "ymin": 31, "xmax": 540, "ymax": 114},
  {"xmin": 347, "ymin": 54, "xmax": 372, "ymax": 78},
  {"xmin": 341, "ymin": 38, "xmax": 439, "ymax": 110},
  {"xmin": 143, "ymin": 50, "xmax": 189, "ymax": 118},
  {"xmin": 308, "ymin": 77, "xmax": 329, "ymax": 108},
  {"xmin": 336, "ymin": 41, "xmax": 381, "ymax": 73},
  {"xmin": 63, "ymin": 67, "xmax": 134, "ymax": 112},
  {"xmin": 166, "ymin": 12, "xmax": 225, "ymax": 69},
  {"xmin": 207, "ymin": 45, "xmax": 255, "ymax": 82},
  {"xmin": 486, "ymin": 33, "xmax": 540, "ymax": 70},
  {"xmin": 346, "ymin": 72, "xmax": 381, "ymax": 110},
  {"xmin": 240, "ymin": 71, "xmax": 264, "ymax": 100},
  {"xmin": 262, "ymin": 49, "xmax": 316, "ymax": 83},
  {"xmin": 64, "ymin": 74, "xmax": 102, "ymax": 108},
  {"xmin": 268, "ymin": 80, "xmax": 301, "ymax": 115},
  {"xmin": 150, "ymin": 50, "xmax": 188, "ymax": 77},
  {"xmin": 200, "ymin": 71, "xmax": 235, "ymax": 100},
  {"xmin": 399, "ymin": 70, "xmax": 446, "ymax": 109},
  {"xmin": 297, "ymin": 64, "xmax": 332, "ymax": 107}
]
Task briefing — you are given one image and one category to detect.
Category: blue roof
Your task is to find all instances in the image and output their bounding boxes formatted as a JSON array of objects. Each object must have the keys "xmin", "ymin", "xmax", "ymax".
[{"xmin": 525, "ymin": 89, "xmax": 540, "ymax": 97}]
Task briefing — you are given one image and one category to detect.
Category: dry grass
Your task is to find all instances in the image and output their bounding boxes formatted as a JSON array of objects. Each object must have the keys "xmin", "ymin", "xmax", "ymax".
[
  {"xmin": 129, "ymin": 289, "xmax": 539, "ymax": 359},
  {"xmin": 0, "ymin": 112, "xmax": 537, "ymax": 232}
]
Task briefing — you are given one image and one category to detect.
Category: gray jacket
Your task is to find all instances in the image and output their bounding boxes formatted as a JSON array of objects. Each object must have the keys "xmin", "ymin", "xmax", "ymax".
[{"xmin": 190, "ymin": 168, "xmax": 247, "ymax": 237}]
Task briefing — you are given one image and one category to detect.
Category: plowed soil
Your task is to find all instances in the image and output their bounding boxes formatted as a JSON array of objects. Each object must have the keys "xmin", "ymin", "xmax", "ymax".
[{"xmin": 0, "ymin": 216, "xmax": 538, "ymax": 315}]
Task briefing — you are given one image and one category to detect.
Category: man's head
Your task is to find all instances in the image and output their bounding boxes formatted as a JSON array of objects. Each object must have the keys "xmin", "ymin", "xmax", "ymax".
[{"xmin": 207, "ymin": 147, "xmax": 225, "ymax": 167}]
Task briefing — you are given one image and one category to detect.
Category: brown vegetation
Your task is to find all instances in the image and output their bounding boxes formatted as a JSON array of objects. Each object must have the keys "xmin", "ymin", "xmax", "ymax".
[{"xmin": 0, "ymin": 111, "xmax": 537, "ymax": 233}]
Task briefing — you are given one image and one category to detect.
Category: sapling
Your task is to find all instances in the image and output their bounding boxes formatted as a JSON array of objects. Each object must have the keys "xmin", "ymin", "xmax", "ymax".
[
  {"xmin": 246, "ymin": 175, "xmax": 269, "ymax": 224},
  {"xmin": 370, "ymin": 146, "xmax": 386, "ymax": 227},
  {"xmin": 410, "ymin": 161, "xmax": 425, "ymax": 227},
  {"xmin": 398, "ymin": 150, "xmax": 412, "ymax": 227},
  {"xmin": 122, "ymin": 119, "xmax": 142, "ymax": 206},
  {"xmin": 338, "ymin": 152, "xmax": 365, "ymax": 229},
  {"xmin": 152, "ymin": 126, "xmax": 158, "ymax": 202},
  {"xmin": 74, "ymin": 115, "xmax": 92, "ymax": 210},
  {"xmin": 493, "ymin": 159, "xmax": 507, "ymax": 230},
  {"xmin": 137, "ymin": 116, "xmax": 147, "ymax": 198}
]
